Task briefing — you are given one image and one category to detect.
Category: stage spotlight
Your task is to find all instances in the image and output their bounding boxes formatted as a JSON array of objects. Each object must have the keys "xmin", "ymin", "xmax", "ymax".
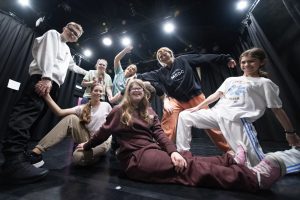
[
  {"xmin": 18, "ymin": 0, "xmax": 30, "ymax": 7},
  {"xmin": 102, "ymin": 37, "xmax": 112, "ymax": 46},
  {"xmin": 83, "ymin": 49, "xmax": 92, "ymax": 57},
  {"xmin": 163, "ymin": 21, "xmax": 175, "ymax": 34},
  {"xmin": 121, "ymin": 36, "xmax": 132, "ymax": 46},
  {"xmin": 236, "ymin": 0, "xmax": 249, "ymax": 11}
]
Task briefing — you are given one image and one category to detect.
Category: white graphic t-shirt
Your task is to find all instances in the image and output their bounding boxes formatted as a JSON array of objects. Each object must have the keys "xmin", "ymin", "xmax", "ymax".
[{"xmin": 213, "ymin": 76, "xmax": 282, "ymax": 121}]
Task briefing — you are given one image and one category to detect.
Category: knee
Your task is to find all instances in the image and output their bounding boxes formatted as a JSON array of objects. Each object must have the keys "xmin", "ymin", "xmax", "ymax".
[
  {"xmin": 178, "ymin": 111, "xmax": 189, "ymax": 120},
  {"xmin": 72, "ymin": 149, "xmax": 95, "ymax": 166},
  {"xmin": 63, "ymin": 114, "xmax": 80, "ymax": 123}
]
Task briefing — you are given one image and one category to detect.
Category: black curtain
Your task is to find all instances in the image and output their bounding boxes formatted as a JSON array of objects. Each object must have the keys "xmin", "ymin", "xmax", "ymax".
[
  {"xmin": 233, "ymin": 1, "xmax": 300, "ymax": 141},
  {"xmin": 0, "ymin": 11, "xmax": 80, "ymax": 141}
]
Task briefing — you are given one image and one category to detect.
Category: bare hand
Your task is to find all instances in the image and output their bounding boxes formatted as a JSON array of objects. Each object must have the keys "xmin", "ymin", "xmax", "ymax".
[
  {"xmin": 124, "ymin": 46, "xmax": 133, "ymax": 53},
  {"xmin": 164, "ymin": 100, "xmax": 174, "ymax": 114},
  {"xmin": 35, "ymin": 80, "xmax": 52, "ymax": 96},
  {"xmin": 227, "ymin": 59, "xmax": 236, "ymax": 68},
  {"xmin": 76, "ymin": 142, "xmax": 86, "ymax": 151},
  {"xmin": 171, "ymin": 152, "xmax": 187, "ymax": 173},
  {"xmin": 286, "ymin": 133, "xmax": 300, "ymax": 147}
]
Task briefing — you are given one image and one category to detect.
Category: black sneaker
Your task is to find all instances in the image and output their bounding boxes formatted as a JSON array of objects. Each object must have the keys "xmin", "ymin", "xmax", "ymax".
[
  {"xmin": 2, "ymin": 153, "xmax": 48, "ymax": 184},
  {"xmin": 26, "ymin": 151, "xmax": 45, "ymax": 168}
]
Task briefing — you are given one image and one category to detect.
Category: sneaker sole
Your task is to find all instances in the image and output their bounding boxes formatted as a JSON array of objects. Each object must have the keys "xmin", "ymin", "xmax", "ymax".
[
  {"xmin": 33, "ymin": 160, "xmax": 45, "ymax": 168},
  {"xmin": 3, "ymin": 170, "xmax": 49, "ymax": 184}
]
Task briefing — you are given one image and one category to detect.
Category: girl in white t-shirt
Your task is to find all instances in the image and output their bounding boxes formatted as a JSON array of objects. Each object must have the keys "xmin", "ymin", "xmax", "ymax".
[
  {"xmin": 29, "ymin": 84, "xmax": 112, "ymax": 167},
  {"xmin": 176, "ymin": 48, "xmax": 300, "ymax": 174}
]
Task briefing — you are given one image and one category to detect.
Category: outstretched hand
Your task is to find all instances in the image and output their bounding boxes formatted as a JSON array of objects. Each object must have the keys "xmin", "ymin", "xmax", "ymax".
[
  {"xmin": 227, "ymin": 59, "xmax": 237, "ymax": 68},
  {"xmin": 171, "ymin": 152, "xmax": 187, "ymax": 173}
]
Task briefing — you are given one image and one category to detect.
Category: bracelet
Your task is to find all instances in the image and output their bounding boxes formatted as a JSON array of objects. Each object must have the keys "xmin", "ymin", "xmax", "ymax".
[{"xmin": 284, "ymin": 129, "xmax": 296, "ymax": 134}]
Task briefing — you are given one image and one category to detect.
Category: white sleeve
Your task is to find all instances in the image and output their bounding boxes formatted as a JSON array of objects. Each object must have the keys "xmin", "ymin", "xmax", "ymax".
[
  {"xmin": 264, "ymin": 80, "xmax": 282, "ymax": 108},
  {"xmin": 216, "ymin": 78, "xmax": 229, "ymax": 93},
  {"xmin": 34, "ymin": 30, "xmax": 59, "ymax": 79},
  {"xmin": 68, "ymin": 57, "xmax": 87, "ymax": 75}
]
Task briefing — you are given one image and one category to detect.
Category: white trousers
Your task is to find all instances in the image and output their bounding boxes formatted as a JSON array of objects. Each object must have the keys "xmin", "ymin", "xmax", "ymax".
[{"xmin": 176, "ymin": 109, "xmax": 300, "ymax": 174}]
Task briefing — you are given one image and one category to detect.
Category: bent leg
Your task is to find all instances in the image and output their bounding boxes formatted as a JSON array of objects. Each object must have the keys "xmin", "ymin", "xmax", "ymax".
[
  {"xmin": 176, "ymin": 109, "xmax": 219, "ymax": 151},
  {"xmin": 161, "ymin": 99, "xmax": 183, "ymax": 141},
  {"xmin": 36, "ymin": 115, "xmax": 89, "ymax": 152},
  {"xmin": 73, "ymin": 136, "xmax": 112, "ymax": 166}
]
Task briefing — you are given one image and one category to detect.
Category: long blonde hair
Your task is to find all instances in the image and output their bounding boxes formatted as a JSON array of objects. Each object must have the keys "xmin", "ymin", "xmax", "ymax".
[{"xmin": 120, "ymin": 79, "xmax": 152, "ymax": 127}]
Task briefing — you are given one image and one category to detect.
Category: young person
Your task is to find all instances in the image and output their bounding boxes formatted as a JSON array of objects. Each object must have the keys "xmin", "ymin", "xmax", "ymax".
[
  {"xmin": 81, "ymin": 59, "xmax": 113, "ymax": 103},
  {"xmin": 110, "ymin": 46, "xmax": 137, "ymax": 105},
  {"xmin": 176, "ymin": 47, "xmax": 300, "ymax": 174},
  {"xmin": 2, "ymin": 22, "xmax": 87, "ymax": 183},
  {"xmin": 76, "ymin": 79, "xmax": 286, "ymax": 192},
  {"xmin": 137, "ymin": 47, "xmax": 236, "ymax": 152},
  {"xmin": 29, "ymin": 84, "xmax": 112, "ymax": 167}
]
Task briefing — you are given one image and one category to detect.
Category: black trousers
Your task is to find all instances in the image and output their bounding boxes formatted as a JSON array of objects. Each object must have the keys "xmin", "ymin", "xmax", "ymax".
[{"xmin": 2, "ymin": 75, "xmax": 59, "ymax": 156}]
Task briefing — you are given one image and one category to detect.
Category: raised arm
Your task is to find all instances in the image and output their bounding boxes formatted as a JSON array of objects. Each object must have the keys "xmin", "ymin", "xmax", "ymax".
[
  {"xmin": 43, "ymin": 93, "xmax": 77, "ymax": 117},
  {"xmin": 114, "ymin": 46, "xmax": 133, "ymax": 69}
]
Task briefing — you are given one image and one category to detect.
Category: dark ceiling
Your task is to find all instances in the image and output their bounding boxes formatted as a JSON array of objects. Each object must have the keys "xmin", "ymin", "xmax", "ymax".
[{"xmin": 0, "ymin": 0, "xmax": 255, "ymax": 70}]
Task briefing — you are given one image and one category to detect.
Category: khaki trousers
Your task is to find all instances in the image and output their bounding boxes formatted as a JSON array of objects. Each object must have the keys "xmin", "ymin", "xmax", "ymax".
[{"xmin": 36, "ymin": 114, "xmax": 111, "ymax": 166}]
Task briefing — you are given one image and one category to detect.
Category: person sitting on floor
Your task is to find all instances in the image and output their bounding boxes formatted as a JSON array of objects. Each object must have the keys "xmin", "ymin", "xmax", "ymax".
[
  {"xmin": 29, "ymin": 84, "xmax": 112, "ymax": 167},
  {"xmin": 76, "ymin": 79, "xmax": 287, "ymax": 192}
]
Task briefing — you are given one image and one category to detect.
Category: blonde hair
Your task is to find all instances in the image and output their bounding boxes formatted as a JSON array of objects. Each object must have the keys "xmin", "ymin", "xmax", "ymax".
[
  {"xmin": 120, "ymin": 79, "xmax": 152, "ymax": 127},
  {"xmin": 239, "ymin": 47, "xmax": 268, "ymax": 78},
  {"xmin": 156, "ymin": 47, "xmax": 175, "ymax": 67},
  {"xmin": 95, "ymin": 59, "xmax": 108, "ymax": 68},
  {"xmin": 66, "ymin": 22, "xmax": 83, "ymax": 37}
]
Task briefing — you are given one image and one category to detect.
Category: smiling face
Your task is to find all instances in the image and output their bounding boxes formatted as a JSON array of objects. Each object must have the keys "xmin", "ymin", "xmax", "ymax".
[
  {"xmin": 156, "ymin": 47, "xmax": 174, "ymax": 67},
  {"xmin": 90, "ymin": 84, "xmax": 103, "ymax": 101},
  {"xmin": 240, "ymin": 55, "xmax": 265, "ymax": 77},
  {"xmin": 129, "ymin": 83, "xmax": 145, "ymax": 105},
  {"xmin": 124, "ymin": 64, "xmax": 137, "ymax": 78},
  {"xmin": 95, "ymin": 59, "xmax": 107, "ymax": 73},
  {"xmin": 62, "ymin": 23, "xmax": 83, "ymax": 43}
]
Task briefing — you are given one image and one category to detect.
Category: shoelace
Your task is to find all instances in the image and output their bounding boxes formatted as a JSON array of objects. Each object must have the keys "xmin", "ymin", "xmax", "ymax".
[{"xmin": 253, "ymin": 160, "xmax": 272, "ymax": 177}]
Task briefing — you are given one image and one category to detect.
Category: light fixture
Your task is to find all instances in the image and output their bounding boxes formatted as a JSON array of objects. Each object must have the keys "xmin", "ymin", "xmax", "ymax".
[
  {"xmin": 83, "ymin": 49, "xmax": 92, "ymax": 57},
  {"xmin": 236, "ymin": 0, "xmax": 249, "ymax": 11},
  {"xmin": 121, "ymin": 36, "xmax": 132, "ymax": 46},
  {"xmin": 102, "ymin": 37, "xmax": 112, "ymax": 46},
  {"xmin": 18, "ymin": 0, "xmax": 30, "ymax": 7},
  {"xmin": 163, "ymin": 21, "xmax": 175, "ymax": 34}
]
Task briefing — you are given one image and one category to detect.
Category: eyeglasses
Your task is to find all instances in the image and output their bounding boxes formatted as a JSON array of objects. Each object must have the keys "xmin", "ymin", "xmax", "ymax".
[
  {"xmin": 130, "ymin": 88, "xmax": 143, "ymax": 92},
  {"xmin": 67, "ymin": 26, "xmax": 80, "ymax": 38}
]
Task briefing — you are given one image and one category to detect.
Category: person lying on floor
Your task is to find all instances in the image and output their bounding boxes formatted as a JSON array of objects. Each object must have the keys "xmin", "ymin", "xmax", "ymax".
[
  {"xmin": 76, "ymin": 79, "xmax": 286, "ymax": 192},
  {"xmin": 29, "ymin": 84, "xmax": 112, "ymax": 167}
]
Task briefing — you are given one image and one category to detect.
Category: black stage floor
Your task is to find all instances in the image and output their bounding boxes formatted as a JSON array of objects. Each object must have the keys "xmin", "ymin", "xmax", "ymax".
[{"xmin": 1, "ymin": 132, "xmax": 300, "ymax": 200}]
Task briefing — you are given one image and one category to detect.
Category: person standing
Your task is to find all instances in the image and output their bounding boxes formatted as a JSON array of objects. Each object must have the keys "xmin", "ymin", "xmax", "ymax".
[
  {"xmin": 176, "ymin": 48, "xmax": 300, "ymax": 173},
  {"xmin": 1, "ymin": 22, "xmax": 87, "ymax": 183},
  {"xmin": 137, "ymin": 47, "xmax": 236, "ymax": 152},
  {"xmin": 81, "ymin": 59, "xmax": 113, "ymax": 103}
]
